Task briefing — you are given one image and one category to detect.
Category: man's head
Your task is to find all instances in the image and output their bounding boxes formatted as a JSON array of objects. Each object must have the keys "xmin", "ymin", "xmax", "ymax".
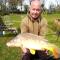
[{"xmin": 29, "ymin": 0, "xmax": 42, "ymax": 19}]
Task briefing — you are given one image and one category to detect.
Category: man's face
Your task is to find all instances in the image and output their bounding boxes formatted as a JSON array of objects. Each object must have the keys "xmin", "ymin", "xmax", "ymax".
[{"xmin": 29, "ymin": 2, "xmax": 42, "ymax": 19}]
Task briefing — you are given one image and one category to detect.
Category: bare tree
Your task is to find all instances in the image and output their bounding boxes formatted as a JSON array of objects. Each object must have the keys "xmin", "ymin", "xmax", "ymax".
[
  {"xmin": 18, "ymin": 0, "xmax": 24, "ymax": 11},
  {"xmin": 8, "ymin": 0, "xmax": 18, "ymax": 12}
]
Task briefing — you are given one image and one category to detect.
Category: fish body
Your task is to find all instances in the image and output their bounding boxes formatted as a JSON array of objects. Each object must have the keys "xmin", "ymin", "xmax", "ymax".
[
  {"xmin": 6, "ymin": 33, "xmax": 60, "ymax": 59},
  {"xmin": 6, "ymin": 33, "xmax": 48, "ymax": 49}
]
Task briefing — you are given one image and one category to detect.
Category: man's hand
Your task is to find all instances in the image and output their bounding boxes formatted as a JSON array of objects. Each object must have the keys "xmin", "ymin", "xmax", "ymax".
[{"xmin": 22, "ymin": 48, "xmax": 29, "ymax": 53}]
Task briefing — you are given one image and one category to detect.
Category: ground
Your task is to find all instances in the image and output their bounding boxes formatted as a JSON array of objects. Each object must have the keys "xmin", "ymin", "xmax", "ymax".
[{"xmin": 0, "ymin": 13, "xmax": 60, "ymax": 60}]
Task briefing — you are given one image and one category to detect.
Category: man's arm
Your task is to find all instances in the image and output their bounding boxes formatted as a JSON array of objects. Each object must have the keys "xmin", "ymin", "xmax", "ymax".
[
  {"xmin": 20, "ymin": 18, "xmax": 29, "ymax": 33},
  {"xmin": 40, "ymin": 18, "xmax": 48, "ymax": 36}
]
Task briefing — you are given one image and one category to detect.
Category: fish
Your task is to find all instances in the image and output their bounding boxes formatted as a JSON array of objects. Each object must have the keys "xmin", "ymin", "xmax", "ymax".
[{"xmin": 6, "ymin": 33, "xmax": 60, "ymax": 59}]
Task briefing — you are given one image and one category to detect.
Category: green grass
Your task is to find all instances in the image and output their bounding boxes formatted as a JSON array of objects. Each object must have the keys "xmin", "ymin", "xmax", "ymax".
[
  {"xmin": 0, "ymin": 14, "xmax": 22, "ymax": 60},
  {"xmin": 0, "ymin": 36, "xmax": 22, "ymax": 60},
  {"xmin": 0, "ymin": 13, "xmax": 60, "ymax": 60},
  {"xmin": 43, "ymin": 13, "xmax": 60, "ymax": 47},
  {"xmin": 3, "ymin": 14, "xmax": 22, "ymax": 28}
]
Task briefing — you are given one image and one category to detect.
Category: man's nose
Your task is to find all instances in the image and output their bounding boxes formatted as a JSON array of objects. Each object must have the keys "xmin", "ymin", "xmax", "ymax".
[{"xmin": 34, "ymin": 10, "xmax": 37, "ymax": 13}]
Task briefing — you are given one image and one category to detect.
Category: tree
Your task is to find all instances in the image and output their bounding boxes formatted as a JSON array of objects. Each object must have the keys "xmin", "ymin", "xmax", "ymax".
[
  {"xmin": 18, "ymin": 0, "xmax": 24, "ymax": 12},
  {"xmin": 9, "ymin": 0, "xmax": 18, "ymax": 5},
  {"xmin": 0, "ymin": 2, "xmax": 9, "ymax": 15},
  {"xmin": 24, "ymin": 5, "xmax": 28, "ymax": 13},
  {"xmin": 9, "ymin": 0, "xmax": 18, "ymax": 12},
  {"xmin": 9, "ymin": 0, "xmax": 24, "ymax": 13}
]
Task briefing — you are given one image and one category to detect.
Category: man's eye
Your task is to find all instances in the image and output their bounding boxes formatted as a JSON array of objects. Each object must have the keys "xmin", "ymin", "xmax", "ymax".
[
  {"xmin": 36, "ymin": 9, "xmax": 40, "ymax": 11},
  {"xmin": 32, "ymin": 9, "xmax": 35, "ymax": 10},
  {"xmin": 32, "ymin": 8, "xmax": 40, "ymax": 11}
]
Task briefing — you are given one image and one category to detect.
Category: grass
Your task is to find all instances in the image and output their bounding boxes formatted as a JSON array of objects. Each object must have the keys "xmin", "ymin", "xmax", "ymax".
[
  {"xmin": 0, "ymin": 14, "xmax": 22, "ymax": 60},
  {"xmin": 0, "ymin": 36, "xmax": 22, "ymax": 60},
  {"xmin": 3, "ymin": 14, "xmax": 22, "ymax": 28},
  {"xmin": 43, "ymin": 13, "xmax": 60, "ymax": 47},
  {"xmin": 0, "ymin": 13, "xmax": 60, "ymax": 60}
]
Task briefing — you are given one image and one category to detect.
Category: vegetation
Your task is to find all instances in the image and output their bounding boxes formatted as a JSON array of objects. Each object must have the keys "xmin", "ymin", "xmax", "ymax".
[
  {"xmin": 0, "ymin": 0, "xmax": 60, "ymax": 60},
  {"xmin": 0, "ymin": 13, "xmax": 60, "ymax": 60},
  {"xmin": 43, "ymin": 13, "xmax": 60, "ymax": 46}
]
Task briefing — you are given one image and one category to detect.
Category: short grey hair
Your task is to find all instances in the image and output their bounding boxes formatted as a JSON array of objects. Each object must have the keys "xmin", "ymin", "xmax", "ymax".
[
  {"xmin": 29, "ymin": 0, "xmax": 42, "ymax": 9},
  {"xmin": 30, "ymin": 0, "xmax": 40, "ymax": 5}
]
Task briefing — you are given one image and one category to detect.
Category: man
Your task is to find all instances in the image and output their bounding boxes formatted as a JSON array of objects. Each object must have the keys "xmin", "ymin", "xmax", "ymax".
[
  {"xmin": 21, "ymin": 1, "xmax": 47, "ymax": 36},
  {"xmin": 21, "ymin": 0, "xmax": 48, "ymax": 60}
]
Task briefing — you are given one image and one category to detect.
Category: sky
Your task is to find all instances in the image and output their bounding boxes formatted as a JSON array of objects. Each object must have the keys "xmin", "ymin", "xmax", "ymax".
[
  {"xmin": 23, "ymin": 0, "xmax": 60, "ymax": 9},
  {"xmin": 44, "ymin": 0, "xmax": 60, "ymax": 9}
]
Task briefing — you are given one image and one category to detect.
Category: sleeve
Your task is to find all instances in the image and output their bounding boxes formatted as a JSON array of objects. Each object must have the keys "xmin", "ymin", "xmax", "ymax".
[
  {"xmin": 20, "ymin": 18, "xmax": 29, "ymax": 33},
  {"xmin": 40, "ymin": 18, "xmax": 48, "ymax": 36}
]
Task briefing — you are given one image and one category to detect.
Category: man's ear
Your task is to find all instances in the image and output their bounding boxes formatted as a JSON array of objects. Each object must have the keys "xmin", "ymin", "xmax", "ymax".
[
  {"xmin": 40, "ymin": 7, "xmax": 43, "ymax": 13},
  {"xmin": 28, "ymin": 7, "xmax": 30, "ymax": 13}
]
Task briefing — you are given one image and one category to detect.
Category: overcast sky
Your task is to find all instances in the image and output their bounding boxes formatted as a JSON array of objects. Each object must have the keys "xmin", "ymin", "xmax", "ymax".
[
  {"xmin": 45, "ymin": 0, "xmax": 60, "ymax": 9},
  {"xmin": 23, "ymin": 0, "xmax": 60, "ymax": 9}
]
